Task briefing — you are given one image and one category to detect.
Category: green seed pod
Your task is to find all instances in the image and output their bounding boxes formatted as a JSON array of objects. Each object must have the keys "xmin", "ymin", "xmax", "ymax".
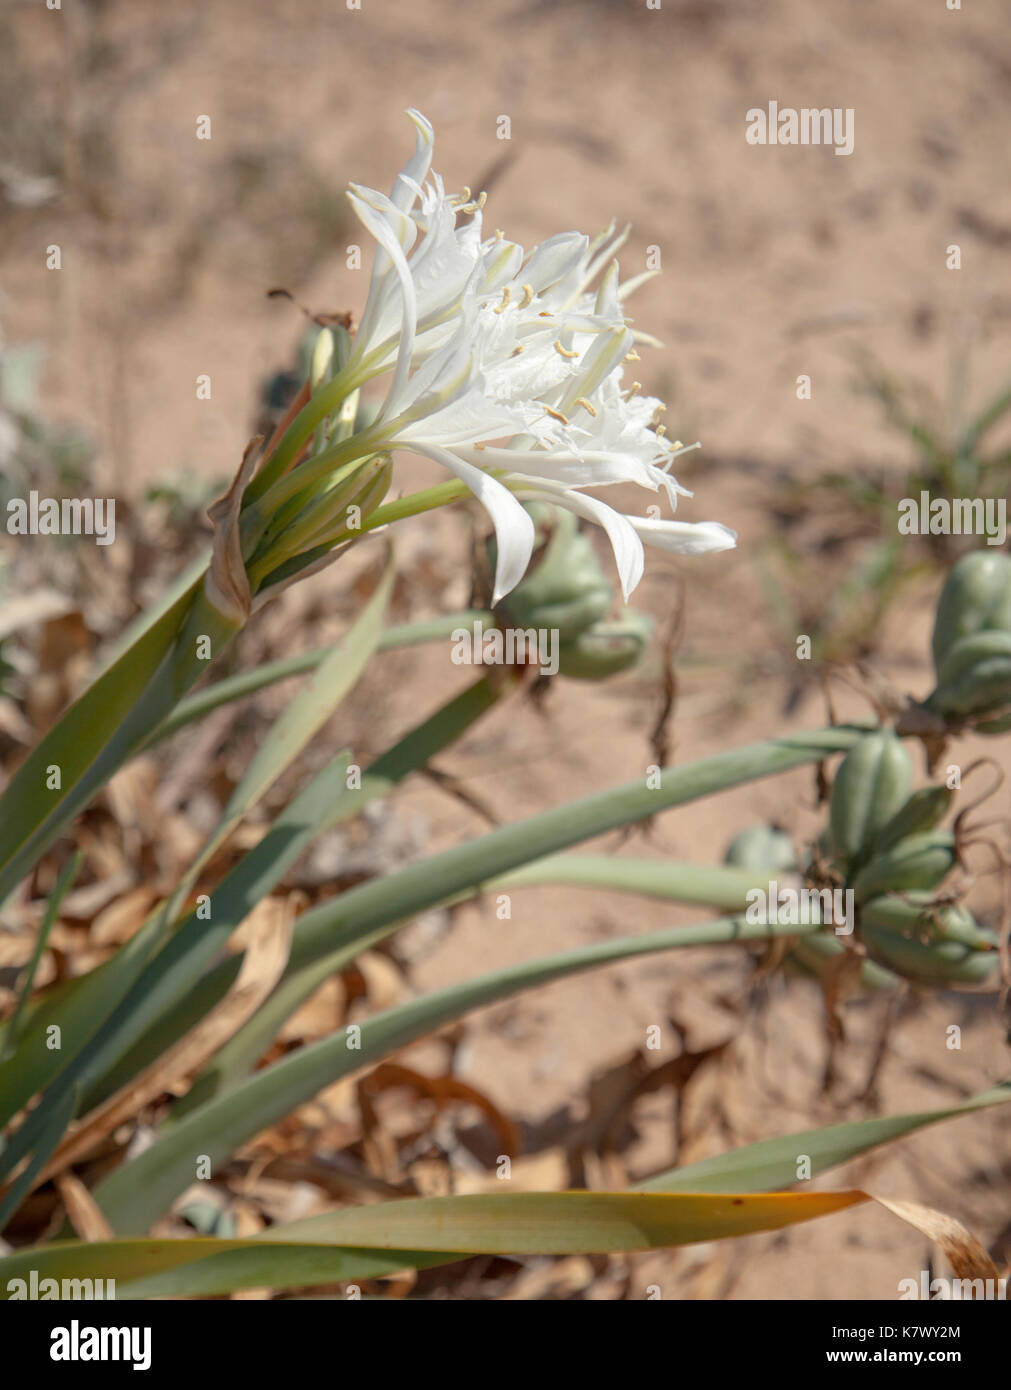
[
  {"xmin": 872, "ymin": 786, "xmax": 953, "ymax": 855},
  {"xmin": 931, "ymin": 549, "xmax": 1011, "ymax": 675},
  {"xmin": 859, "ymin": 892, "xmax": 995, "ymax": 950},
  {"xmin": 851, "ymin": 830, "xmax": 957, "ymax": 903},
  {"xmin": 556, "ymin": 612, "xmax": 653, "ymax": 681},
  {"xmin": 723, "ymin": 824, "xmax": 797, "ymax": 872},
  {"xmin": 928, "ymin": 630, "xmax": 1011, "ymax": 718},
  {"xmin": 789, "ymin": 933, "xmax": 898, "ymax": 990},
  {"xmin": 493, "ymin": 506, "xmax": 613, "ymax": 641},
  {"xmin": 937, "ymin": 628, "xmax": 1011, "ymax": 685},
  {"xmin": 829, "ymin": 730, "xmax": 912, "ymax": 865},
  {"xmin": 859, "ymin": 923, "xmax": 998, "ymax": 986}
]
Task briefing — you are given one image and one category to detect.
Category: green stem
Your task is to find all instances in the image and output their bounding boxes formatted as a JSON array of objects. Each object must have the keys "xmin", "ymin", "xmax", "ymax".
[
  {"xmin": 242, "ymin": 364, "xmax": 363, "ymax": 506},
  {"xmin": 362, "ymin": 480, "xmax": 470, "ymax": 531}
]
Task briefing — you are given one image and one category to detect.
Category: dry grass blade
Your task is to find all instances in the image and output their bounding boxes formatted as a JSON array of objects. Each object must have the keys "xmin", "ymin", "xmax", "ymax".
[
  {"xmin": 55, "ymin": 1172, "xmax": 115, "ymax": 1243},
  {"xmin": 871, "ymin": 1194, "xmax": 1002, "ymax": 1285}
]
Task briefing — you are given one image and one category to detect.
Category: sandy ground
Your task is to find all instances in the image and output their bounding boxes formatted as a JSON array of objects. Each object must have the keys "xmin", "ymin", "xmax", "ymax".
[{"xmin": 1, "ymin": 0, "xmax": 1010, "ymax": 1299}]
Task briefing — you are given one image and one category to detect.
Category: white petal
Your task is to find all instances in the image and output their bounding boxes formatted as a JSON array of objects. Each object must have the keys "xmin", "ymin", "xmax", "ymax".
[
  {"xmin": 519, "ymin": 483, "xmax": 645, "ymax": 600},
  {"xmin": 630, "ymin": 516, "xmax": 738, "ymax": 555},
  {"xmin": 520, "ymin": 232, "xmax": 589, "ymax": 294},
  {"xmin": 348, "ymin": 190, "xmax": 418, "ymax": 409},
  {"xmin": 392, "ymin": 110, "xmax": 434, "ymax": 211},
  {"xmin": 401, "ymin": 442, "xmax": 535, "ymax": 602},
  {"xmin": 454, "ymin": 444, "xmax": 664, "ymax": 493}
]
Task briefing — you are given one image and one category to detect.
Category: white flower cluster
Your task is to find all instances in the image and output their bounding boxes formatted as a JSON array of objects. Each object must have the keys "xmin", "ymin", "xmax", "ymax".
[{"xmin": 344, "ymin": 110, "xmax": 735, "ymax": 602}]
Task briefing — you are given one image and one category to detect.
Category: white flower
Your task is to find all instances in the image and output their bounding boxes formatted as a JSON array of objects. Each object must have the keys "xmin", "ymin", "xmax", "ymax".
[{"xmin": 343, "ymin": 110, "xmax": 736, "ymax": 602}]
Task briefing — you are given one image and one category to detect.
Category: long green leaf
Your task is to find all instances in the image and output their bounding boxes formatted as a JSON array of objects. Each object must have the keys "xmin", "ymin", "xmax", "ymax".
[
  {"xmin": 639, "ymin": 1080, "xmax": 1011, "ymax": 1193},
  {"xmin": 0, "ymin": 752, "xmax": 351, "ymax": 1174},
  {"xmin": 496, "ymin": 854, "xmax": 773, "ymax": 909},
  {"xmin": 147, "ymin": 728, "xmax": 869, "ymax": 1141},
  {"xmin": 92, "ymin": 914, "xmax": 816, "ymax": 1233},
  {"xmin": 0, "ymin": 1189, "xmax": 863, "ymax": 1299},
  {"xmin": 0, "ymin": 853, "xmax": 80, "ymax": 1060},
  {"xmin": 186, "ymin": 554, "xmax": 393, "ymax": 875},
  {"xmin": 87, "ymin": 677, "xmax": 505, "ymax": 1117},
  {"xmin": 0, "ymin": 1083, "xmax": 78, "ymax": 1230},
  {"xmin": 173, "ymin": 676, "xmax": 507, "ymax": 1113},
  {"xmin": 0, "ymin": 582, "xmax": 236, "ymax": 905},
  {"xmin": 0, "ymin": 555, "xmax": 394, "ymax": 1142},
  {"xmin": 281, "ymin": 726, "xmax": 867, "ymax": 985}
]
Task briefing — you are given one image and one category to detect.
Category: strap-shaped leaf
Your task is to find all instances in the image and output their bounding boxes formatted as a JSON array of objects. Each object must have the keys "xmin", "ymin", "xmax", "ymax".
[{"xmin": 0, "ymin": 1189, "xmax": 863, "ymax": 1299}]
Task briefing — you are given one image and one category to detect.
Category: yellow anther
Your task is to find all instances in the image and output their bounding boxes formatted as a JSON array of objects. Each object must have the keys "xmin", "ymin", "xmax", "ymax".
[
  {"xmin": 574, "ymin": 396, "xmax": 598, "ymax": 417},
  {"xmin": 553, "ymin": 340, "xmax": 579, "ymax": 359},
  {"xmin": 510, "ymin": 345, "xmax": 525, "ymax": 357},
  {"xmin": 518, "ymin": 284, "xmax": 535, "ymax": 309},
  {"xmin": 474, "ymin": 441, "xmax": 486, "ymax": 450},
  {"xmin": 543, "ymin": 406, "xmax": 570, "ymax": 424},
  {"xmin": 672, "ymin": 439, "xmax": 684, "ymax": 449},
  {"xmin": 538, "ymin": 310, "xmax": 553, "ymax": 318},
  {"xmin": 622, "ymin": 382, "xmax": 643, "ymax": 400},
  {"xmin": 655, "ymin": 423, "xmax": 667, "ymax": 437},
  {"xmin": 624, "ymin": 350, "xmax": 641, "ymax": 362},
  {"xmin": 493, "ymin": 286, "xmax": 512, "ymax": 314},
  {"xmin": 457, "ymin": 191, "xmax": 488, "ymax": 215}
]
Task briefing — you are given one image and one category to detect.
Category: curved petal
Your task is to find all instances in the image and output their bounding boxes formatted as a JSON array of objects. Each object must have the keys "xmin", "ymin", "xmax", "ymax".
[
  {"xmin": 400, "ymin": 442, "xmax": 536, "ymax": 602},
  {"xmin": 630, "ymin": 516, "xmax": 738, "ymax": 555},
  {"xmin": 518, "ymin": 482, "xmax": 646, "ymax": 600},
  {"xmin": 348, "ymin": 190, "xmax": 419, "ymax": 410},
  {"xmin": 392, "ymin": 109, "xmax": 434, "ymax": 211}
]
